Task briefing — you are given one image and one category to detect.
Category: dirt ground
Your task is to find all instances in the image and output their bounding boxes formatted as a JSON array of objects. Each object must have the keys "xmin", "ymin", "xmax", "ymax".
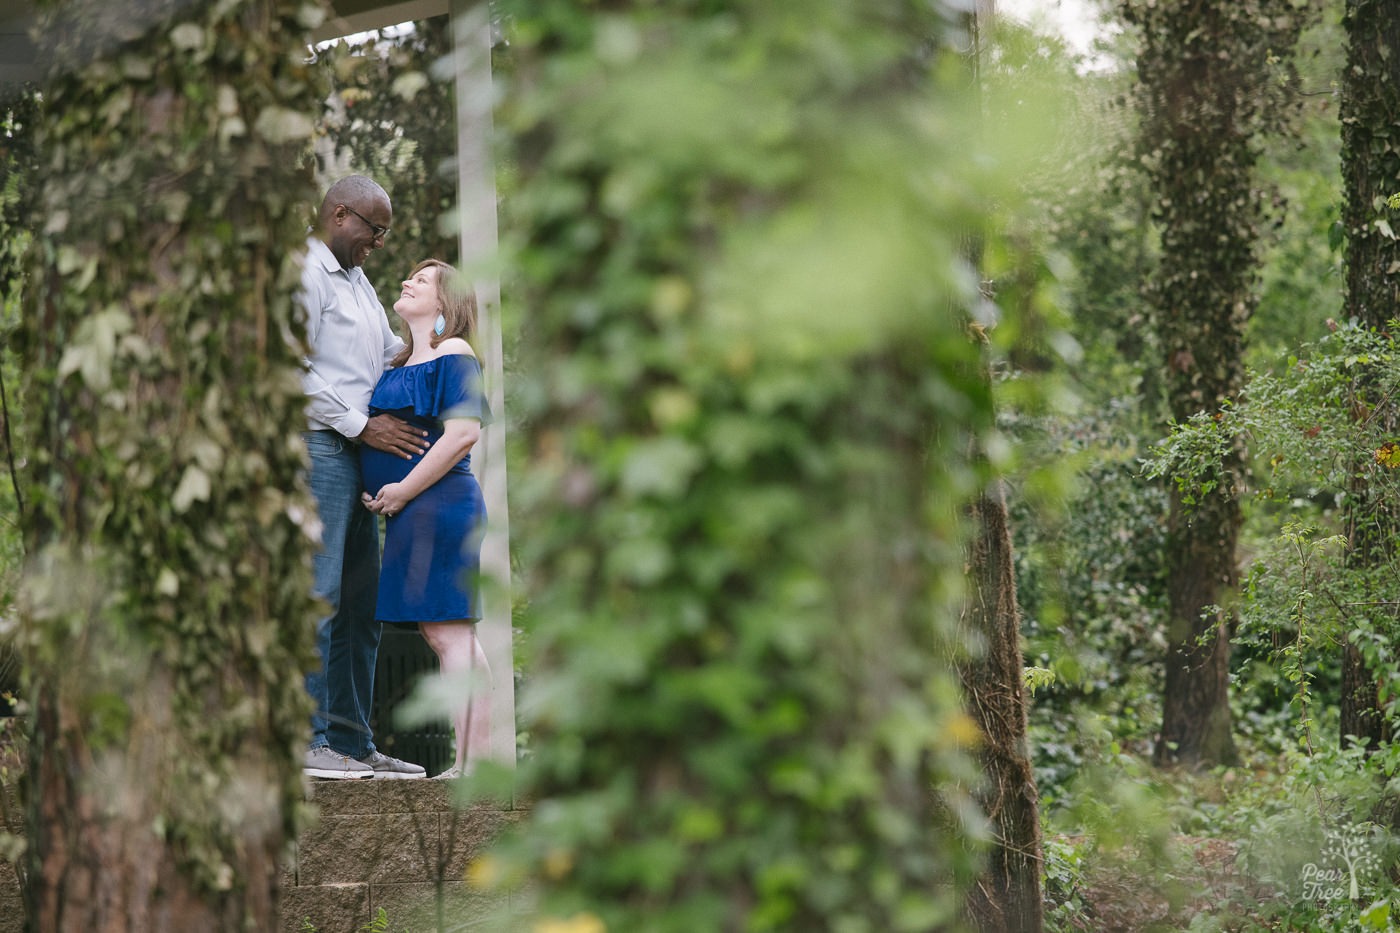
[{"xmin": 1058, "ymin": 835, "xmax": 1286, "ymax": 931}]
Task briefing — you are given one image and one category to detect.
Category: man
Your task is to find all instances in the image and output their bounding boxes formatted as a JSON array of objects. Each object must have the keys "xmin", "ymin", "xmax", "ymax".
[{"xmin": 299, "ymin": 175, "xmax": 427, "ymax": 779}]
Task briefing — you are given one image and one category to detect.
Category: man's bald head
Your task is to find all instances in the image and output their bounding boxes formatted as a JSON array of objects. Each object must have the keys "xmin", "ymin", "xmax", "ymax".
[
  {"xmin": 318, "ymin": 175, "xmax": 392, "ymax": 270},
  {"xmin": 319, "ymin": 175, "xmax": 389, "ymax": 228}
]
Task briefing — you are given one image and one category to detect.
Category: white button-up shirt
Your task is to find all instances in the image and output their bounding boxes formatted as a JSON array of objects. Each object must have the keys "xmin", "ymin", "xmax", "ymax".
[{"xmin": 298, "ymin": 237, "xmax": 405, "ymax": 437}]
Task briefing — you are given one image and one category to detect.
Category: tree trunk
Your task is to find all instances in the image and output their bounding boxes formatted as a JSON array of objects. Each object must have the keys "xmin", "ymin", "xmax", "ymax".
[
  {"xmin": 27, "ymin": 689, "xmax": 284, "ymax": 930},
  {"xmin": 962, "ymin": 474, "xmax": 1044, "ymax": 933},
  {"xmin": 1337, "ymin": 0, "xmax": 1400, "ymax": 751},
  {"xmin": 1157, "ymin": 486, "xmax": 1240, "ymax": 766},
  {"xmin": 1124, "ymin": 0, "xmax": 1307, "ymax": 768},
  {"xmin": 957, "ymin": 11, "xmax": 1043, "ymax": 927},
  {"xmin": 19, "ymin": 0, "xmax": 323, "ymax": 926},
  {"xmin": 1340, "ymin": 642, "xmax": 1388, "ymax": 749}
]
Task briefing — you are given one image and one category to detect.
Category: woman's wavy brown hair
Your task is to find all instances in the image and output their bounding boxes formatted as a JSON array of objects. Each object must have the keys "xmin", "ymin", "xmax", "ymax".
[{"xmin": 389, "ymin": 258, "xmax": 478, "ymax": 368}]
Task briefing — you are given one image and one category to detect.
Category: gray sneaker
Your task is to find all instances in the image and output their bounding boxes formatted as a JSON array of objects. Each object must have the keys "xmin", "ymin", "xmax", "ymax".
[
  {"xmin": 357, "ymin": 750, "xmax": 426, "ymax": 779},
  {"xmin": 305, "ymin": 746, "xmax": 374, "ymax": 780}
]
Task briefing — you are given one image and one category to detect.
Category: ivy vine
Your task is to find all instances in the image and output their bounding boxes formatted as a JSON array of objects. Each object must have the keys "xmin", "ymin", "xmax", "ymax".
[
  {"xmin": 19, "ymin": 0, "xmax": 327, "ymax": 909},
  {"xmin": 474, "ymin": 3, "xmax": 1001, "ymax": 929}
]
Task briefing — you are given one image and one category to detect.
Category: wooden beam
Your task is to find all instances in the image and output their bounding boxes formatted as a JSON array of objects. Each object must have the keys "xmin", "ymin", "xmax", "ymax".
[
  {"xmin": 0, "ymin": 0, "xmax": 450, "ymax": 86},
  {"xmin": 313, "ymin": 0, "xmax": 447, "ymax": 44}
]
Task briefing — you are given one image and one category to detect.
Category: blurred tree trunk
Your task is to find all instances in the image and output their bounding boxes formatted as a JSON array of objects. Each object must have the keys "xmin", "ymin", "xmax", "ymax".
[
  {"xmin": 1124, "ymin": 0, "xmax": 1307, "ymax": 768},
  {"xmin": 1337, "ymin": 0, "xmax": 1400, "ymax": 751},
  {"xmin": 957, "ymin": 8, "xmax": 1043, "ymax": 931},
  {"xmin": 961, "ymin": 466, "xmax": 1044, "ymax": 933},
  {"xmin": 19, "ymin": 0, "xmax": 323, "ymax": 927}
]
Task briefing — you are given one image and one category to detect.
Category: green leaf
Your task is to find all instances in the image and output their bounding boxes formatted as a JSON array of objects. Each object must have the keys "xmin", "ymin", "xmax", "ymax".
[
  {"xmin": 253, "ymin": 106, "xmax": 315, "ymax": 144},
  {"xmin": 171, "ymin": 465, "xmax": 211, "ymax": 512}
]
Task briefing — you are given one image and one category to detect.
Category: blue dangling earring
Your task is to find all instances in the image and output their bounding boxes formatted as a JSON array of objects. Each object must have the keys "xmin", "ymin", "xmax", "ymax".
[{"xmin": 434, "ymin": 313, "xmax": 446, "ymax": 336}]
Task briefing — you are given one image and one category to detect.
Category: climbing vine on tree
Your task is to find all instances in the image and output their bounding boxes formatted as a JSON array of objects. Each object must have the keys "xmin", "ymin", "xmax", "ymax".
[
  {"xmin": 17, "ymin": 0, "xmax": 326, "ymax": 925},
  {"xmin": 0, "ymin": 91, "xmax": 37, "ymax": 620},
  {"xmin": 1121, "ymin": 0, "xmax": 1311, "ymax": 768}
]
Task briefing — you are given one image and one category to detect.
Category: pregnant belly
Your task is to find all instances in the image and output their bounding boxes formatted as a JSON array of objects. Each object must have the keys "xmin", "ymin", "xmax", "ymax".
[{"xmin": 360, "ymin": 447, "xmax": 418, "ymax": 494}]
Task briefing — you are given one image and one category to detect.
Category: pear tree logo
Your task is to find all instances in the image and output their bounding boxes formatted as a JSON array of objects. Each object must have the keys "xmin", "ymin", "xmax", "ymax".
[{"xmin": 1299, "ymin": 823, "xmax": 1382, "ymax": 901}]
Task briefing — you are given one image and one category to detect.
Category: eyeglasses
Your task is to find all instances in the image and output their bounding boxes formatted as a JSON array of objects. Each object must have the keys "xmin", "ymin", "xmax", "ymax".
[{"xmin": 343, "ymin": 205, "xmax": 390, "ymax": 241}]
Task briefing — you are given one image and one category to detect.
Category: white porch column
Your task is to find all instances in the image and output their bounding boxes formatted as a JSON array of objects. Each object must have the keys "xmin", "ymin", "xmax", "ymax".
[{"xmin": 450, "ymin": 0, "xmax": 516, "ymax": 766}]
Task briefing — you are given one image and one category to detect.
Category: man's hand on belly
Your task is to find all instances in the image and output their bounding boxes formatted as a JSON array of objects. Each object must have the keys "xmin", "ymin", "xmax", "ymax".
[{"xmin": 360, "ymin": 414, "xmax": 429, "ymax": 459}]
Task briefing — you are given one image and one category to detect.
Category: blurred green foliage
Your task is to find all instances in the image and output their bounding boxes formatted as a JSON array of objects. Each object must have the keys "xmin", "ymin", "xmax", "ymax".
[
  {"xmin": 1250, "ymin": 8, "xmax": 1346, "ymax": 370},
  {"xmin": 466, "ymin": 2, "xmax": 1047, "ymax": 929}
]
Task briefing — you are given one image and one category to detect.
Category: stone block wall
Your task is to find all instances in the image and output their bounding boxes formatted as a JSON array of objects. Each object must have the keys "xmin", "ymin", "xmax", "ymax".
[
  {"xmin": 0, "ymin": 858, "xmax": 19, "ymax": 933},
  {"xmin": 283, "ymin": 779, "xmax": 525, "ymax": 933}
]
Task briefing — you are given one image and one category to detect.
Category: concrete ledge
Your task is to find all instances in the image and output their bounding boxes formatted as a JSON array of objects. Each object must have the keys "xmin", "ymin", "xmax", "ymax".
[
  {"xmin": 303, "ymin": 776, "xmax": 520, "ymax": 815},
  {"xmin": 298, "ymin": 812, "xmax": 448, "ymax": 885},
  {"xmin": 305, "ymin": 778, "xmax": 455, "ymax": 816}
]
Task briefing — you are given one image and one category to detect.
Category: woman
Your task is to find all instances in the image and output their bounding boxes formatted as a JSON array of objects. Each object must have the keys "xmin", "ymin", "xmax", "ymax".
[{"xmin": 360, "ymin": 258, "xmax": 491, "ymax": 780}]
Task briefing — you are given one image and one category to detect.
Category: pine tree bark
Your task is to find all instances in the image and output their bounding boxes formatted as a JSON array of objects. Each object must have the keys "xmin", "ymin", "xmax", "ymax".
[{"xmin": 1337, "ymin": 0, "xmax": 1400, "ymax": 751}]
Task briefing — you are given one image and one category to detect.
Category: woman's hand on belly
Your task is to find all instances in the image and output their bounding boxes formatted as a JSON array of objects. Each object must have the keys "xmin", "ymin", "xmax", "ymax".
[{"xmin": 363, "ymin": 482, "xmax": 412, "ymax": 518}]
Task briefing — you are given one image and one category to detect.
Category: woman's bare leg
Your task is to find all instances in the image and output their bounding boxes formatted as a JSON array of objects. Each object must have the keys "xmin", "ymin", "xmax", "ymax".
[{"xmin": 420, "ymin": 620, "xmax": 492, "ymax": 774}]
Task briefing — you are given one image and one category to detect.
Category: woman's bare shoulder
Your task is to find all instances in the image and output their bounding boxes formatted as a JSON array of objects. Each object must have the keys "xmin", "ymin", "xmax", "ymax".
[{"xmin": 433, "ymin": 337, "xmax": 477, "ymax": 359}]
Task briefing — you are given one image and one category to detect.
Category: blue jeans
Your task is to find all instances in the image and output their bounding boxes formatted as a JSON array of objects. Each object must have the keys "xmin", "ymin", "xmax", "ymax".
[{"xmin": 304, "ymin": 430, "xmax": 382, "ymax": 759}]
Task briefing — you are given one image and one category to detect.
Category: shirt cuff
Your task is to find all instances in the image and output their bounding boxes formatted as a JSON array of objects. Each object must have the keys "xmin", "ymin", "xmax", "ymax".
[{"xmin": 340, "ymin": 409, "xmax": 369, "ymax": 439}]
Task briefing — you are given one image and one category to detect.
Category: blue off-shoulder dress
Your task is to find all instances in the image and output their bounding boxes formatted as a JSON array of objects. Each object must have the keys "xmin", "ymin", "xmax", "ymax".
[{"xmin": 360, "ymin": 353, "xmax": 490, "ymax": 624}]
